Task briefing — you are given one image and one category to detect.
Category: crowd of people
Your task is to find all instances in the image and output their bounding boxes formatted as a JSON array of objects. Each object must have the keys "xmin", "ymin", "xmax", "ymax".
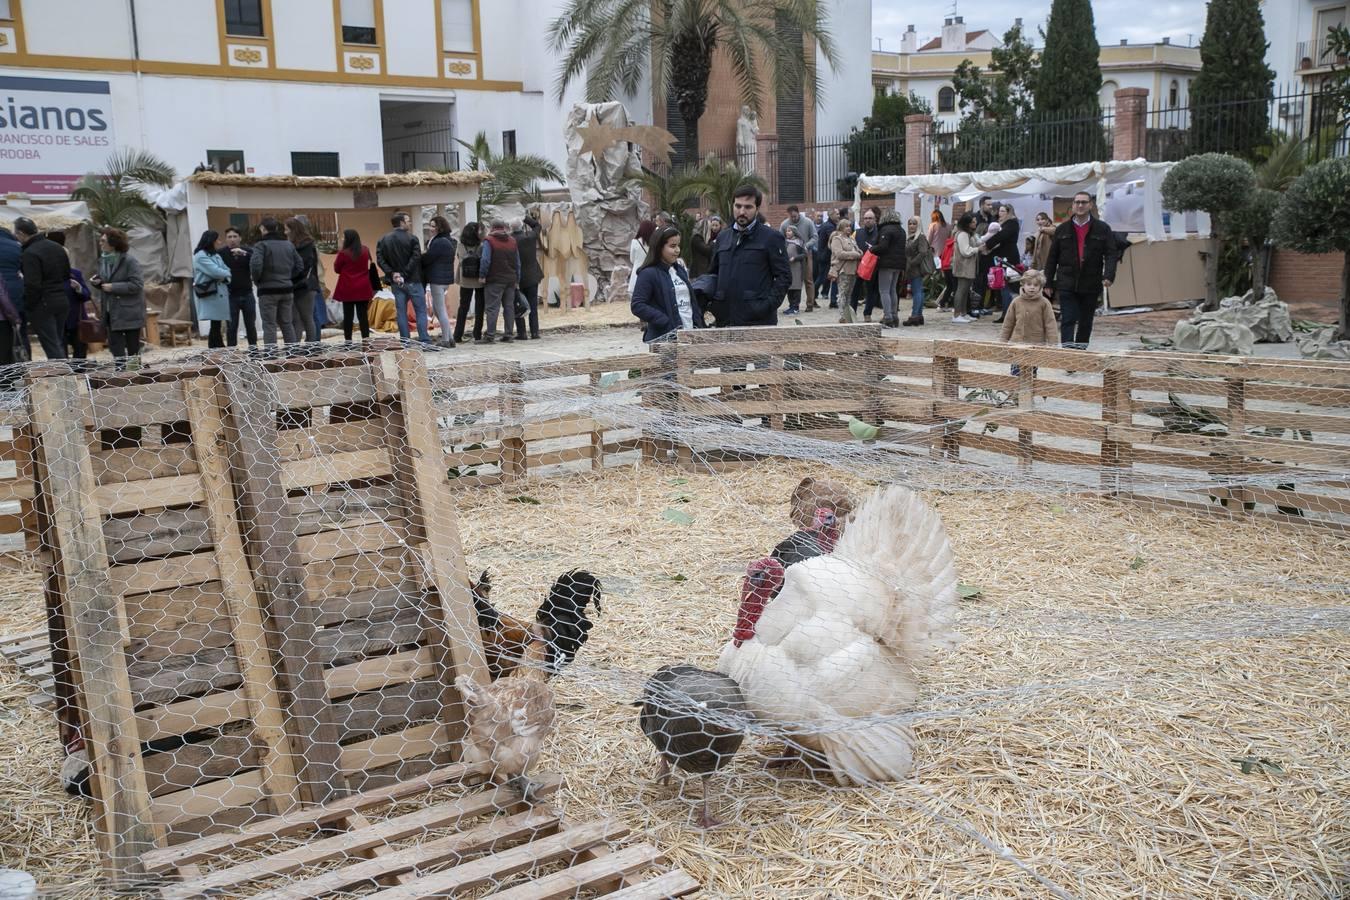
[
  {"xmin": 628, "ymin": 186, "xmax": 1118, "ymax": 351},
  {"xmin": 0, "ymin": 209, "xmax": 563, "ymax": 366}
]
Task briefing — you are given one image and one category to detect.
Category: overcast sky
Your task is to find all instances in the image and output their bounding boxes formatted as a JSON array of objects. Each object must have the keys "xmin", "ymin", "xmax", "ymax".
[{"xmin": 872, "ymin": 0, "xmax": 1207, "ymax": 52}]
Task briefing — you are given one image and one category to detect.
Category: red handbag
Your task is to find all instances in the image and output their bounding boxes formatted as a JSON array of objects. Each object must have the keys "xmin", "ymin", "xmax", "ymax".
[
  {"xmin": 987, "ymin": 260, "xmax": 1006, "ymax": 290},
  {"xmin": 856, "ymin": 249, "xmax": 879, "ymax": 282}
]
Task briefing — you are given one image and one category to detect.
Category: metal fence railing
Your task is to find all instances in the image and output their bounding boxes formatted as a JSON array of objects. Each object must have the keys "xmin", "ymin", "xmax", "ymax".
[
  {"xmin": 1145, "ymin": 84, "xmax": 1349, "ymax": 162},
  {"xmin": 923, "ymin": 107, "xmax": 1114, "ymax": 174}
]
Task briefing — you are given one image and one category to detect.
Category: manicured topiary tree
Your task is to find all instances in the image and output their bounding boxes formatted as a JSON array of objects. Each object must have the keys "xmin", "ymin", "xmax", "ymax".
[
  {"xmin": 1161, "ymin": 153, "xmax": 1256, "ymax": 309},
  {"xmin": 1273, "ymin": 157, "xmax": 1350, "ymax": 340},
  {"xmin": 1222, "ymin": 188, "xmax": 1281, "ymax": 296}
]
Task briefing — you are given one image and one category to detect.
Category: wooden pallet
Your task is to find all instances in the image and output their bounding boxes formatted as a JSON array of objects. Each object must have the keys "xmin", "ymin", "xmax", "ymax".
[
  {"xmin": 139, "ymin": 762, "xmax": 699, "ymax": 900},
  {"xmin": 25, "ymin": 352, "xmax": 489, "ymax": 883},
  {"xmin": 0, "ymin": 628, "xmax": 55, "ymax": 708}
]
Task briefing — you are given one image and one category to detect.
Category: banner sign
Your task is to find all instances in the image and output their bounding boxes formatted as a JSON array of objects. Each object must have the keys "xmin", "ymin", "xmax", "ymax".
[{"xmin": 0, "ymin": 75, "xmax": 116, "ymax": 197}]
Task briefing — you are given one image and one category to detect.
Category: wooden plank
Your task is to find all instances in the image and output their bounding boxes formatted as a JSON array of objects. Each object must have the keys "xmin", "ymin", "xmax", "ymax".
[
  {"xmin": 679, "ymin": 323, "xmax": 879, "ymax": 343},
  {"xmin": 159, "ymin": 780, "xmax": 561, "ymax": 900},
  {"xmin": 128, "ymin": 646, "xmax": 242, "ymax": 707},
  {"xmin": 29, "ymin": 375, "xmax": 157, "ymax": 881},
  {"xmin": 523, "ymin": 353, "xmax": 655, "ymax": 379},
  {"xmin": 103, "ymin": 506, "xmax": 214, "ymax": 564},
  {"xmin": 91, "ymin": 444, "xmax": 198, "ymax": 485},
  {"xmin": 934, "ymin": 339, "xmax": 1112, "ymax": 372},
  {"xmin": 271, "ymin": 365, "xmax": 380, "ymax": 410},
  {"xmin": 523, "ymin": 414, "xmax": 600, "ymax": 442},
  {"xmin": 325, "ymin": 648, "xmax": 438, "ymax": 700},
  {"xmin": 90, "ymin": 382, "xmax": 189, "ymax": 429},
  {"xmin": 280, "ymin": 448, "xmax": 392, "ymax": 490},
  {"xmin": 142, "ymin": 735, "xmax": 262, "ymax": 798},
  {"xmin": 338, "ymin": 721, "xmax": 446, "ymax": 772},
  {"xmin": 330, "ymin": 678, "xmax": 443, "ymax": 743},
  {"xmin": 486, "ymin": 844, "xmax": 667, "ymax": 900},
  {"xmin": 1105, "ymin": 424, "xmax": 1350, "ymax": 466},
  {"xmin": 316, "ymin": 583, "xmax": 423, "ymax": 629},
  {"xmin": 528, "ymin": 447, "xmax": 606, "ymax": 469},
  {"xmin": 107, "ymin": 552, "xmax": 219, "ymax": 597},
  {"xmin": 137, "ymin": 690, "xmax": 252, "ymax": 743},
  {"xmin": 358, "ymin": 819, "xmax": 631, "ymax": 900},
  {"xmin": 148, "ymin": 770, "xmax": 267, "ymax": 828},
  {"xmin": 139, "ymin": 761, "xmax": 493, "ymax": 873},
  {"xmin": 679, "ymin": 398, "xmax": 868, "ymax": 417},
  {"xmin": 247, "ymin": 807, "xmax": 563, "ymax": 900},
  {"xmin": 386, "ymin": 354, "xmax": 489, "ymax": 716},
  {"xmin": 295, "ymin": 520, "xmax": 407, "ymax": 564},
  {"xmin": 184, "ymin": 375, "xmax": 304, "ymax": 820},
  {"xmin": 1207, "ymin": 485, "xmax": 1350, "ymax": 517},
  {"xmin": 275, "ymin": 417, "xmax": 388, "ymax": 461},
  {"xmin": 304, "ymin": 546, "xmax": 411, "ymax": 602},
  {"xmin": 313, "ymin": 609, "xmax": 431, "ymax": 668},
  {"xmin": 219, "ymin": 357, "xmax": 345, "ymax": 807},
  {"xmin": 288, "ymin": 483, "xmax": 403, "ymax": 534},
  {"xmin": 601, "ymin": 870, "xmax": 703, "ymax": 899},
  {"xmin": 93, "ymin": 475, "xmax": 206, "ymax": 516}
]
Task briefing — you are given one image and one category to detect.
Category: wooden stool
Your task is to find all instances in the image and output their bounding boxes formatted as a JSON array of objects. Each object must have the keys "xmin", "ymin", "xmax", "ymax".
[{"xmin": 158, "ymin": 318, "xmax": 194, "ymax": 348}]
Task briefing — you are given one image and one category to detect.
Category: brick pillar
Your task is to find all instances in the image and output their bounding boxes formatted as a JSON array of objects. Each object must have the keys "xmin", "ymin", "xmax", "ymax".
[
  {"xmin": 755, "ymin": 132, "xmax": 778, "ymax": 203},
  {"xmin": 1112, "ymin": 87, "xmax": 1149, "ymax": 161},
  {"xmin": 904, "ymin": 114, "xmax": 933, "ymax": 176}
]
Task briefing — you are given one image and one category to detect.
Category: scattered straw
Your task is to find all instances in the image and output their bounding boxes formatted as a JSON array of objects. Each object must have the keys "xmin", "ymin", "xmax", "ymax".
[{"xmin": 0, "ymin": 460, "xmax": 1346, "ymax": 898}]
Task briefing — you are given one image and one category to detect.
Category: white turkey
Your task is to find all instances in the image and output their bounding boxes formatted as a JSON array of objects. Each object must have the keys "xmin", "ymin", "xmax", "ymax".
[{"xmin": 717, "ymin": 485, "xmax": 958, "ymax": 785}]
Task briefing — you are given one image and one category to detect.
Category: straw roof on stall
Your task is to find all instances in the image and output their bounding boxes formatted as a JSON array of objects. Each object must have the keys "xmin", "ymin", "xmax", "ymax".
[
  {"xmin": 186, "ymin": 170, "xmax": 493, "ymax": 190},
  {"xmin": 0, "ymin": 460, "xmax": 1346, "ymax": 898}
]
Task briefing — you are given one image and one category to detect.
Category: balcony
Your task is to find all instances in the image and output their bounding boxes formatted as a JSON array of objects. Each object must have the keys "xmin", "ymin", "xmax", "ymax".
[{"xmin": 1297, "ymin": 33, "xmax": 1348, "ymax": 72}]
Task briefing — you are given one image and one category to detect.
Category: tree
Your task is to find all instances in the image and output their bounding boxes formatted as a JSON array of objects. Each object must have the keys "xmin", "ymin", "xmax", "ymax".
[
  {"xmin": 1188, "ymin": 0, "xmax": 1275, "ymax": 158},
  {"xmin": 681, "ymin": 154, "xmax": 768, "ymax": 221},
  {"xmin": 1323, "ymin": 25, "xmax": 1350, "ymax": 135},
  {"xmin": 1033, "ymin": 0, "xmax": 1107, "ymax": 165},
  {"xmin": 1272, "ymin": 157, "xmax": 1350, "ymax": 340},
  {"xmin": 548, "ymin": 0, "xmax": 839, "ymax": 170},
  {"xmin": 1161, "ymin": 153, "xmax": 1256, "ymax": 310},
  {"xmin": 842, "ymin": 90, "xmax": 931, "ymax": 183},
  {"xmin": 454, "ymin": 131, "xmax": 563, "ymax": 208},
  {"xmin": 1222, "ymin": 188, "xmax": 1280, "ymax": 296},
  {"xmin": 950, "ymin": 23, "xmax": 1038, "ymax": 121},
  {"xmin": 70, "ymin": 149, "xmax": 176, "ymax": 229}
]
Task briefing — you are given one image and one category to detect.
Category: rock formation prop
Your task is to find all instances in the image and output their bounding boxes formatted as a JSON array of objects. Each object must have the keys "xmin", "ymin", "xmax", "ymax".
[{"xmin": 564, "ymin": 102, "xmax": 648, "ymax": 304}]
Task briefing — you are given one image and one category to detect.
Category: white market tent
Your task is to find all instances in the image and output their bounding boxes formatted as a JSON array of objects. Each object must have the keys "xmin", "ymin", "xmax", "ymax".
[{"xmin": 855, "ymin": 159, "xmax": 1208, "ymax": 242}]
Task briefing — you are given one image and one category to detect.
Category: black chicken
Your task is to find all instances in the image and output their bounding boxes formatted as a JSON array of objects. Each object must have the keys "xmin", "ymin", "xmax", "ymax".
[
  {"xmin": 637, "ymin": 664, "xmax": 748, "ymax": 828},
  {"xmin": 471, "ymin": 569, "xmax": 602, "ymax": 679}
]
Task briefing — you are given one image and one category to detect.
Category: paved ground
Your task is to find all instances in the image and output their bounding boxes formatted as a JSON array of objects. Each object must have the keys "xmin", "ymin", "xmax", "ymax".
[{"xmin": 123, "ymin": 292, "xmax": 1331, "ymax": 368}]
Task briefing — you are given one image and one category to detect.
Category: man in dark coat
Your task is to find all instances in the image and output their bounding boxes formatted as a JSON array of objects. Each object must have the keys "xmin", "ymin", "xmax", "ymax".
[
  {"xmin": 709, "ymin": 184, "xmax": 791, "ymax": 326},
  {"xmin": 512, "ymin": 214, "xmax": 544, "ymax": 340},
  {"xmin": 15, "ymin": 217, "xmax": 70, "ymax": 360},
  {"xmin": 814, "ymin": 212, "xmax": 837, "ymax": 307},
  {"xmin": 1044, "ymin": 191, "xmax": 1118, "ymax": 349}
]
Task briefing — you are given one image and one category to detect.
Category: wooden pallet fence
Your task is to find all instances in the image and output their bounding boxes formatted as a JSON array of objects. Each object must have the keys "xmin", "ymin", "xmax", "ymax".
[{"xmin": 25, "ymin": 352, "xmax": 490, "ymax": 882}]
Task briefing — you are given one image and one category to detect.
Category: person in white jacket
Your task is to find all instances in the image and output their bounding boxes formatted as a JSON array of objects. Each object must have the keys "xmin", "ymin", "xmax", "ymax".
[{"xmin": 628, "ymin": 220, "xmax": 656, "ymax": 296}]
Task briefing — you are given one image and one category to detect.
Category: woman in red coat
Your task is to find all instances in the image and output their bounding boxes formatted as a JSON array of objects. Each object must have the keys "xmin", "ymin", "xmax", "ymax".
[{"xmin": 332, "ymin": 228, "xmax": 375, "ymax": 340}]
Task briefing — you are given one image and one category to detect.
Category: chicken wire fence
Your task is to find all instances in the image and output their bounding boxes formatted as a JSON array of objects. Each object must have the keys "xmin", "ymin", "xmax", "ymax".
[{"xmin": 0, "ymin": 333, "xmax": 1344, "ymax": 899}]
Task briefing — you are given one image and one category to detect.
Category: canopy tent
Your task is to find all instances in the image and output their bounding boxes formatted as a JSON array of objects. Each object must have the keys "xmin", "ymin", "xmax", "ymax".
[
  {"xmin": 855, "ymin": 159, "xmax": 1207, "ymax": 242},
  {"xmin": 0, "ymin": 199, "xmax": 99, "ymax": 277}
]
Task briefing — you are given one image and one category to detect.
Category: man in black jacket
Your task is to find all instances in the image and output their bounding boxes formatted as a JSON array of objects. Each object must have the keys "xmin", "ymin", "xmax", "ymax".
[
  {"xmin": 512, "ymin": 214, "xmax": 544, "ymax": 340},
  {"xmin": 709, "ymin": 184, "xmax": 791, "ymax": 326},
  {"xmin": 377, "ymin": 211, "xmax": 429, "ymax": 342},
  {"xmin": 1044, "ymin": 192, "xmax": 1118, "ymax": 349},
  {"xmin": 223, "ymin": 227, "xmax": 257, "ymax": 347},
  {"xmin": 15, "ymin": 217, "xmax": 70, "ymax": 360}
]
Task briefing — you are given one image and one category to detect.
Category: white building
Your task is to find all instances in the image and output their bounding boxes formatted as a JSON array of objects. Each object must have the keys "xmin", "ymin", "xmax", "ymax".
[
  {"xmin": 872, "ymin": 18, "xmax": 1202, "ymax": 123},
  {"xmin": 0, "ymin": 0, "xmax": 871, "ymax": 202},
  {"xmin": 0, "ymin": 0, "xmax": 634, "ymax": 199},
  {"xmin": 1264, "ymin": 0, "xmax": 1346, "ymax": 86}
]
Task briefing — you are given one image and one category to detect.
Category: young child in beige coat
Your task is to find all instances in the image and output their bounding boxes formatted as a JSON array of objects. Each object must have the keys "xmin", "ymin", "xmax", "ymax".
[{"xmin": 1000, "ymin": 269, "xmax": 1058, "ymax": 377}]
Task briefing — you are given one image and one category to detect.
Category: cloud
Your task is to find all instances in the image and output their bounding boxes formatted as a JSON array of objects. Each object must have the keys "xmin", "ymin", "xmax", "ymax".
[{"xmin": 872, "ymin": 0, "xmax": 1204, "ymax": 51}]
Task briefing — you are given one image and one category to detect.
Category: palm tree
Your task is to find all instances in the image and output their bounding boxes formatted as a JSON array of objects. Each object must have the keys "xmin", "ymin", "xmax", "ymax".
[
  {"xmin": 548, "ymin": 0, "xmax": 840, "ymax": 170},
  {"xmin": 454, "ymin": 131, "xmax": 564, "ymax": 208},
  {"xmin": 70, "ymin": 149, "xmax": 176, "ymax": 229},
  {"xmin": 621, "ymin": 165, "xmax": 703, "ymax": 216},
  {"xmin": 682, "ymin": 154, "xmax": 768, "ymax": 221}
]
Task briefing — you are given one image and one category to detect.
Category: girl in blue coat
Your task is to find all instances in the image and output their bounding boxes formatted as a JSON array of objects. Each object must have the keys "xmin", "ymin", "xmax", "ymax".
[
  {"xmin": 630, "ymin": 225, "xmax": 702, "ymax": 343},
  {"xmin": 192, "ymin": 230, "xmax": 233, "ymax": 348}
]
